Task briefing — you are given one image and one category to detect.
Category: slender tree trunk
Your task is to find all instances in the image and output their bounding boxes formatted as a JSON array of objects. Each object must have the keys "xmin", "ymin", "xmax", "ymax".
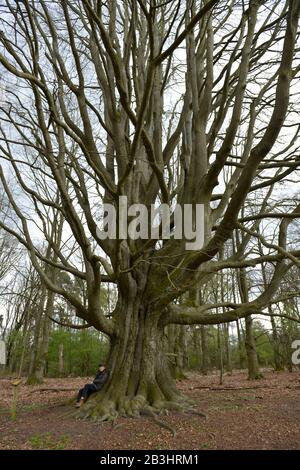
[
  {"xmin": 27, "ymin": 284, "xmax": 46, "ymax": 384},
  {"xmin": 259, "ymin": 249, "xmax": 284, "ymax": 372},
  {"xmin": 238, "ymin": 267, "xmax": 262, "ymax": 379},
  {"xmin": 18, "ymin": 312, "xmax": 32, "ymax": 378},
  {"xmin": 245, "ymin": 315, "xmax": 262, "ymax": 380},
  {"xmin": 218, "ymin": 325, "xmax": 224, "ymax": 385},
  {"xmin": 173, "ymin": 325, "xmax": 188, "ymax": 380},
  {"xmin": 223, "ymin": 323, "xmax": 232, "ymax": 373},
  {"xmin": 236, "ymin": 320, "xmax": 245, "ymax": 369},
  {"xmin": 270, "ymin": 313, "xmax": 284, "ymax": 371},
  {"xmin": 37, "ymin": 289, "xmax": 55, "ymax": 379},
  {"xmin": 200, "ymin": 325, "xmax": 208, "ymax": 375},
  {"xmin": 167, "ymin": 324, "xmax": 177, "ymax": 378},
  {"xmin": 27, "ymin": 217, "xmax": 61, "ymax": 382},
  {"xmin": 192, "ymin": 327, "xmax": 201, "ymax": 369},
  {"xmin": 280, "ymin": 312, "xmax": 294, "ymax": 372},
  {"xmin": 58, "ymin": 343, "xmax": 64, "ymax": 377},
  {"xmin": 219, "ymin": 257, "xmax": 231, "ymax": 374}
]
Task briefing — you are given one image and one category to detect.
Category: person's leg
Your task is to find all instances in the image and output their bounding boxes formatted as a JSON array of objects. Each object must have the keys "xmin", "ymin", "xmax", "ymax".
[
  {"xmin": 80, "ymin": 384, "xmax": 89, "ymax": 400},
  {"xmin": 76, "ymin": 384, "xmax": 96, "ymax": 407},
  {"xmin": 76, "ymin": 388, "xmax": 84, "ymax": 403},
  {"xmin": 84, "ymin": 384, "xmax": 97, "ymax": 400}
]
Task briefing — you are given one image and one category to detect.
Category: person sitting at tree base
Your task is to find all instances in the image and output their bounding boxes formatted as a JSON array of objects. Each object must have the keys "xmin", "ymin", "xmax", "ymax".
[{"xmin": 76, "ymin": 365, "xmax": 109, "ymax": 408}]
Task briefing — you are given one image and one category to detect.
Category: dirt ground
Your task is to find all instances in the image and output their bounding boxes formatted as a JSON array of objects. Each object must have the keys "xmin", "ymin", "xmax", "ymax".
[{"xmin": 0, "ymin": 369, "xmax": 300, "ymax": 450}]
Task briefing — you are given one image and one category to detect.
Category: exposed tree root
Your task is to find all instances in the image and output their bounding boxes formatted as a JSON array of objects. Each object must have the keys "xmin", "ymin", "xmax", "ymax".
[
  {"xmin": 141, "ymin": 405, "xmax": 176, "ymax": 436},
  {"xmin": 190, "ymin": 385, "xmax": 264, "ymax": 391},
  {"xmin": 112, "ymin": 421, "xmax": 123, "ymax": 430},
  {"xmin": 57, "ymin": 408, "xmax": 78, "ymax": 419},
  {"xmin": 184, "ymin": 408, "xmax": 207, "ymax": 419},
  {"xmin": 190, "ymin": 384, "xmax": 298, "ymax": 391},
  {"xmin": 75, "ymin": 393, "xmax": 206, "ymax": 436},
  {"xmin": 29, "ymin": 388, "xmax": 78, "ymax": 394}
]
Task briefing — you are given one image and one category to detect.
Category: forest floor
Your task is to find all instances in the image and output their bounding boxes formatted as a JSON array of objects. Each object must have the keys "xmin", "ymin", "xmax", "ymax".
[{"xmin": 0, "ymin": 368, "xmax": 300, "ymax": 450}]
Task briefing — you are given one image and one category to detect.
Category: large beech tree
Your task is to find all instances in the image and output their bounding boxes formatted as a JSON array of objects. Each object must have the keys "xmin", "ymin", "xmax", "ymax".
[{"xmin": 1, "ymin": 0, "xmax": 300, "ymax": 418}]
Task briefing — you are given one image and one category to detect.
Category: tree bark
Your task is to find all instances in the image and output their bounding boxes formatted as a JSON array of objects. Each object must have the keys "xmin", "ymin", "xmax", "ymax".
[
  {"xmin": 223, "ymin": 323, "xmax": 232, "ymax": 373},
  {"xmin": 236, "ymin": 320, "xmax": 245, "ymax": 369},
  {"xmin": 81, "ymin": 295, "xmax": 186, "ymax": 419},
  {"xmin": 245, "ymin": 315, "xmax": 262, "ymax": 380},
  {"xmin": 270, "ymin": 312, "xmax": 284, "ymax": 371},
  {"xmin": 238, "ymin": 267, "xmax": 262, "ymax": 380},
  {"xmin": 0, "ymin": 0, "xmax": 299, "ymax": 422},
  {"xmin": 217, "ymin": 325, "xmax": 224, "ymax": 385},
  {"xmin": 167, "ymin": 324, "xmax": 188, "ymax": 380},
  {"xmin": 37, "ymin": 289, "xmax": 55, "ymax": 379},
  {"xmin": 192, "ymin": 327, "xmax": 201, "ymax": 369},
  {"xmin": 26, "ymin": 284, "xmax": 47, "ymax": 384},
  {"xmin": 200, "ymin": 325, "xmax": 208, "ymax": 375},
  {"xmin": 58, "ymin": 343, "xmax": 64, "ymax": 377}
]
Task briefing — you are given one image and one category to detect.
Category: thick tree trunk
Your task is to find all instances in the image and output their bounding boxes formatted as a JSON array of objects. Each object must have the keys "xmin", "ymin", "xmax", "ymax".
[
  {"xmin": 80, "ymin": 295, "xmax": 188, "ymax": 419},
  {"xmin": 245, "ymin": 315, "xmax": 262, "ymax": 380}
]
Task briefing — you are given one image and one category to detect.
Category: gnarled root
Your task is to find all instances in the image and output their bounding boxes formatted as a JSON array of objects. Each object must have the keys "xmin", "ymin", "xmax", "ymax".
[
  {"xmin": 184, "ymin": 408, "xmax": 207, "ymax": 419},
  {"xmin": 76, "ymin": 393, "xmax": 206, "ymax": 435},
  {"xmin": 141, "ymin": 405, "xmax": 176, "ymax": 436}
]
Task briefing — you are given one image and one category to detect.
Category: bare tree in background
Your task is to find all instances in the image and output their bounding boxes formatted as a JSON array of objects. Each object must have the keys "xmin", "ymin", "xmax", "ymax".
[
  {"xmin": 0, "ymin": 192, "xmax": 20, "ymax": 289},
  {"xmin": 1, "ymin": 0, "xmax": 300, "ymax": 419}
]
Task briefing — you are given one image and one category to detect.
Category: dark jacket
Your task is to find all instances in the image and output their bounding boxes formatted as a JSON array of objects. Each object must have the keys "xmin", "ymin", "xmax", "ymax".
[{"xmin": 93, "ymin": 369, "xmax": 109, "ymax": 391}]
